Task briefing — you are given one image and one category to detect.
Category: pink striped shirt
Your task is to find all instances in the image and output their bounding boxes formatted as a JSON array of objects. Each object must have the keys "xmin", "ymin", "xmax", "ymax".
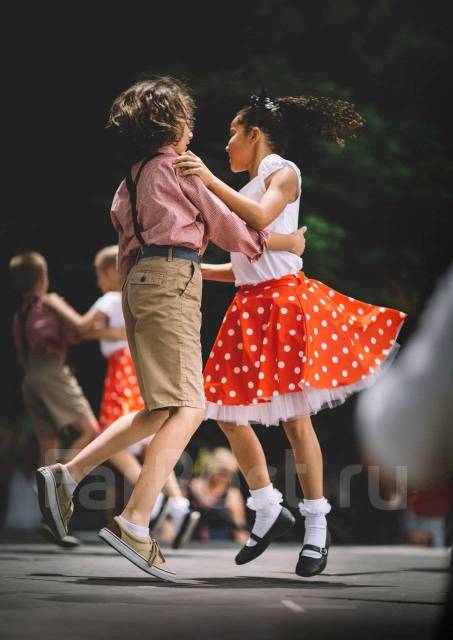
[
  {"xmin": 111, "ymin": 146, "xmax": 269, "ymax": 278},
  {"xmin": 13, "ymin": 293, "xmax": 77, "ymax": 364}
]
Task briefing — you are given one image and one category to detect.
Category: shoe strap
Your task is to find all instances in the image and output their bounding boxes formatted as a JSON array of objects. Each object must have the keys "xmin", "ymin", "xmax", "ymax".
[
  {"xmin": 302, "ymin": 543, "xmax": 328, "ymax": 557},
  {"xmin": 250, "ymin": 532, "xmax": 262, "ymax": 543}
]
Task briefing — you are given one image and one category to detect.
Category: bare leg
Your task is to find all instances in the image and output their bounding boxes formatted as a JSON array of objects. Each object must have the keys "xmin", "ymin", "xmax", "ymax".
[
  {"xmin": 110, "ymin": 448, "xmax": 181, "ymax": 498},
  {"xmin": 283, "ymin": 415, "xmax": 323, "ymax": 499},
  {"xmin": 218, "ymin": 421, "xmax": 270, "ymax": 489},
  {"xmin": 218, "ymin": 421, "xmax": 290, "ymax": 559},
  {"xmin": 66, "ymin": 409, "xmax": 168, "ymax": 483},
  {"xmin": 121, "ymin": 407, "xmax": 204, "ymax": 527},
  {"xmin": 162, "ymin": 472, "xmax": 184, "ymax": 497},
  {"xmin": 62, "ymin": 414, "xmax": 99, "ymax": 463},
  {"xmin": 109, "ymin": 449, "xmax": 143, "ymax": 486}
]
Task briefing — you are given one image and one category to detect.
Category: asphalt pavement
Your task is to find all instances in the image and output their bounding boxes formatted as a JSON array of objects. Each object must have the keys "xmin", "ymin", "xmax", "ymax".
[{"xmin": 0, "ymin": 533, "xmax": 450, "ymax": 640}]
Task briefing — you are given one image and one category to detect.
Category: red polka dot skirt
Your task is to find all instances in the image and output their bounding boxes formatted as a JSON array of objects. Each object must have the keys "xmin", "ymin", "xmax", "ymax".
[
  {"xmin": 99, "ymin": 346, "xmax": 144, "ymax": 430},
  {"xmin": 204, "ymin": 272, "xmax": 406, "ymax": 426}
]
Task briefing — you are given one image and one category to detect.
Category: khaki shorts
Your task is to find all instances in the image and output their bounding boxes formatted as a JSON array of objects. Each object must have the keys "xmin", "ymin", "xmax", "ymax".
[
  {"xmin": 23, "ymin": 356, "xmax": 95, "ymax": 437},
  {"xmin": 122, "ymin": 256, "xmax": 205, "ymax": 412}
]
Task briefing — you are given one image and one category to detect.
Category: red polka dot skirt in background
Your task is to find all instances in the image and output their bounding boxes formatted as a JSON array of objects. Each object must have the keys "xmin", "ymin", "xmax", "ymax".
[
  {"xmin": 204, "ymin": 272, "xmax": 406, "ymax": 426},
  {"xmin": 99, "ymin": 346, "xmax": 144, "ymax": 430}
]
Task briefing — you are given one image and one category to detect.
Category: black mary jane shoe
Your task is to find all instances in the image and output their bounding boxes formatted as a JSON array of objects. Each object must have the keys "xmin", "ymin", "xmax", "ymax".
[
  {"xmin": 295, "ymin": 529, "xmax": 331, "ymax": 577},
  {"xmin": 235, "ymin": 507, "xmax": 295, "ymax": 565}
]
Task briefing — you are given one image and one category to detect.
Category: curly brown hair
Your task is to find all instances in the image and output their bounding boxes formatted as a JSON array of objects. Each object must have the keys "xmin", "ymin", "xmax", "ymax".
[
  {"xmin": 237, "ymin": 93, "xmax": 365, "ymax": 154},
  {"xmin": 107, "ymin": 76, "xmax": 195, "ymax": 165}
]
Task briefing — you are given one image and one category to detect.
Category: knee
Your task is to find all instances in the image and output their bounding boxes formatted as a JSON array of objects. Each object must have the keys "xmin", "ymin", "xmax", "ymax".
[
  {"xmin": 218, "ymin": 421, "xmax": 239, "ymax": 438},
  {"xmin": 175, "ymin": 406, "xmax": 205, "ymax": 428},
  {"xmin": 283, "ymin": 417, "xmax": 313, "ymax": 442}
]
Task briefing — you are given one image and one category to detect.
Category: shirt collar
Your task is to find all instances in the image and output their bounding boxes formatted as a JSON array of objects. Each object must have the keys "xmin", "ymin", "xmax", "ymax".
[{"xmin": 158, "ymin": 145, "xmax": 178, "ymax": 156}]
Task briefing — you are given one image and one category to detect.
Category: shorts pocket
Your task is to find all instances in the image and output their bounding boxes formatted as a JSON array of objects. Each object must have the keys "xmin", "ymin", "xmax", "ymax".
[{"xmin": 129, "ymin": 271, "xmax": 167, "ymax": 286}]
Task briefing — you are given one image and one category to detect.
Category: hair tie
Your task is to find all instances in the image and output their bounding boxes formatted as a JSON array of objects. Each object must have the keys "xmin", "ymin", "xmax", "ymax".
[{"xmin": 249, "ymin": 87, "xmax": 279, "ymax": 112}]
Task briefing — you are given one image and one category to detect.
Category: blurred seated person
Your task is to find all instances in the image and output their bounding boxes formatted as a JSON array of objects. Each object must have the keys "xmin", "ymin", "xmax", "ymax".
[
  {"xmin": 404, "ymin": 484, "xmax": 452, "ymax": 548},
  {"xmin": 189, "ymin": 447, "xmax": 249, "ymax": 544}
]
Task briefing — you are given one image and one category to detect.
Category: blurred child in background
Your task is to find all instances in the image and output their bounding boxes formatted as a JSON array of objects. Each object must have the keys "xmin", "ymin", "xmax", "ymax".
[
  {"xmin": 44, "ymin": 245, "xmax": 200, "ymax": 547},
  {"xmin": 189, "ymin": 447, "xmax": 248, "ymax": 544},
  {"xmin": 9, "ymin": 252, "xmax": 99, "ymax": 467}
]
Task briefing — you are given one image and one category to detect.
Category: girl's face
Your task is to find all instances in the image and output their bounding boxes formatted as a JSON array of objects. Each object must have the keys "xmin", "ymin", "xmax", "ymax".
[
  {"xmin": 225, "ymin": 117, "xmax": 256, "ymax": 173},
  {"xmin": 173, "ymin": 122, "xmax": 193, "ymax": 154},
  {"xmin": 96, "ymin": 267, "xmax": 120, "ymax": 293}
]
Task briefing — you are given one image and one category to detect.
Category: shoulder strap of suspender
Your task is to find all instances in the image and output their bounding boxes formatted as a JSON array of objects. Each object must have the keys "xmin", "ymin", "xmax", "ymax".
[{"xmin": 124, "ymin": 156, "xmax": 154, "ymax": 248}]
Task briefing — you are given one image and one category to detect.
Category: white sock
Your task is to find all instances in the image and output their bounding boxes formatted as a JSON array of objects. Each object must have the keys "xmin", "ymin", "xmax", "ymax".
[
  {"xmin": 61, "ymin": 465, "xmax": 78, "ymax": 496},
  {"xmin": 117, "ymin": 515, "xmax": 149, "ymax": 539},
  {"xmin": 168, "ymin": 496, "xmax": 190, "ymax": 533},
  {"xmin": 299, "ymin": 497, "xmax": 331, "ymax": 559},
  {"xmin": 246, "ymin": 484, "xmax": 283, "ymax": 547}
]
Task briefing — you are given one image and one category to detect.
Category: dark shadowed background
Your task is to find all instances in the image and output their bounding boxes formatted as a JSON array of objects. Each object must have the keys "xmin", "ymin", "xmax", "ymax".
[{"xmin": 1, "ymin": 1, "xmax": 452, "ymax": 540}]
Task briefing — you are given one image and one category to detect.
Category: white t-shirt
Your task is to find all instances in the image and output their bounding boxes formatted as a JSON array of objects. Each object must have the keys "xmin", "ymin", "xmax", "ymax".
[
  {"xmin": 90, "ymin": 291, "xmax": 128, "ymax": 358},
  {"xmin": 231, "ymin": 154, "xmax": 303, "ymax": 286}
]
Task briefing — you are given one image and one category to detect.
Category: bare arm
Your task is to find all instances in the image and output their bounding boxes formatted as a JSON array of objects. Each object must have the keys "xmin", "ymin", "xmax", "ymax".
[
  {"xmin": 81, "ymin": 326, "xmax": 127, "ymax": 341},
  {"xmin": 174, "ymin": 151, "xmax": 299, "ymax": 231},
  {"xmin": 177, "ymin": 169, "xmax": 305, "ymax": 260},
  {"xmin": 201, "ymin": 262, "xmax": 235, "ymax": 283},
  {"xmin": 42, "ymin": 293, "xmax": 107, "ymax": 335}
]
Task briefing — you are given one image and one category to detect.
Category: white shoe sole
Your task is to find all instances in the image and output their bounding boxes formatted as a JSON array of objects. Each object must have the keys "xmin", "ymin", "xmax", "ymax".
[
  {"xmin": 36, "ymin": 466, "xmax": 68, "ymax": 540},
  {"xmin": 98, "ymin": 527, "xmax": 178, "ymax": 582},
  {"xmin": 172, "ymin": 511, "xmax": 201, "ymax": 549},
  {"xmin": 39, "ymin": 523, "xmax": 80, "ymax": 548}
]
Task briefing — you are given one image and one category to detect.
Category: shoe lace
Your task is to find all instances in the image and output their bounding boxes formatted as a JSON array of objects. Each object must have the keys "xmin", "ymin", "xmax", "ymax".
[
  {"xmin": 60, "ymin": 491, "xmax": 74, "ymax": 522},
  {"xmin": 148, "ymin": 538, "xmax": 165, "ymax": 566}
]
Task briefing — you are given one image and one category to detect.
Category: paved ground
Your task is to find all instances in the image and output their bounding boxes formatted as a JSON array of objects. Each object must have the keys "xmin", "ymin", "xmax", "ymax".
[{"xmin": 0, "ymin": 533, "xmax": 450, "ymax": 640}]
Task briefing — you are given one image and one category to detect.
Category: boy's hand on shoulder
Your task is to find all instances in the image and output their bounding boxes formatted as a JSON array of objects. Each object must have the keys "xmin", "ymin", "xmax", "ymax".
[
  {"xmin": 290, "ymin": 225, "xmax": 307, "ymax": 256},
  {"xmin": 173, "ymin": 150, "xmax": 215, "ymax": 188}
]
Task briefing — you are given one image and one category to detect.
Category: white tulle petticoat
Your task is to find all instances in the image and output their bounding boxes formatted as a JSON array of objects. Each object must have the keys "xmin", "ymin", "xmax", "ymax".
[{"xmin": 205, "ymin": 342, "xmax": 400, "ymax": 427}]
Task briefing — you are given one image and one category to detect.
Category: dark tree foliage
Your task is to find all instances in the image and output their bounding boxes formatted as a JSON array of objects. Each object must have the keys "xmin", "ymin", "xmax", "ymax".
[{"xmin": 1, "ymin": 1, "xmax": 451, "ymax": 540}]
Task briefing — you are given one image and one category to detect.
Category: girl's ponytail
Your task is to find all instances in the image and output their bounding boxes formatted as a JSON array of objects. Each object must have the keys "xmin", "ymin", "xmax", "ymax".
[
  {"xmin": 276, "ymin": 95, "xmax": 365, "ymax": 148},
  {"xmin": 237, "ymin": 90, "xmax": 365, "ymax": 154}
]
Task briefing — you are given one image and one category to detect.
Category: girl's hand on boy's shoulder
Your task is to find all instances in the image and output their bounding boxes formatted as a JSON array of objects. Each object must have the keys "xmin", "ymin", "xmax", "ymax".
[
  {"xmin": 42, "ymin": 292, "xmax": 66, "ymax": 308},
  {"xmin": 173, "ymin": 150, "xmax": 215, "ymax": 188}
]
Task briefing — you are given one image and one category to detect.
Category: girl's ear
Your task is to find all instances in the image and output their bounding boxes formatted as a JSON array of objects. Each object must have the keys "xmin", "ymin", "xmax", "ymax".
[{"xmin": 249, "ymin": 126, "xmax": 262, "ymax": 144}]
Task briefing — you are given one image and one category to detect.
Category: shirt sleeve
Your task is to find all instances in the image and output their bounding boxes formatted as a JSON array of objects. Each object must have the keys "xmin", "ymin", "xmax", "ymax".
[
  {"xmin": 177, "ymin": 172, "xmax": 269, "ymax": 262},
  {"xmin": 90, "ymin": 293, "xmax": 113, "ymax": 319},
  {"xmin": 110, "ymin": 192, "xmax": 134, "ymax": 279}
]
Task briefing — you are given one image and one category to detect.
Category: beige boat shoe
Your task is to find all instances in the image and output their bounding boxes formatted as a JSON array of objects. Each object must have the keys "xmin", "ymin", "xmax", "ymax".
[
  {"xmin": 99, "ymin": 516, "xmax": 176, "ymax": 582},
  {"xmin": 36, "ymin": 463, "xmax": 74, "ymax": 540}
]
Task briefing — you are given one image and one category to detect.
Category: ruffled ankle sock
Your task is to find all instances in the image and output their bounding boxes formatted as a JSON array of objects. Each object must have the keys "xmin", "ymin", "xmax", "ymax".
[
  {"xmin": 299, "ymin": 497, "xmax": 331, "ymax": 559},
  {"xmin": 246, "ymin": 484, "xmax": 283, "ymax": 547}
]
